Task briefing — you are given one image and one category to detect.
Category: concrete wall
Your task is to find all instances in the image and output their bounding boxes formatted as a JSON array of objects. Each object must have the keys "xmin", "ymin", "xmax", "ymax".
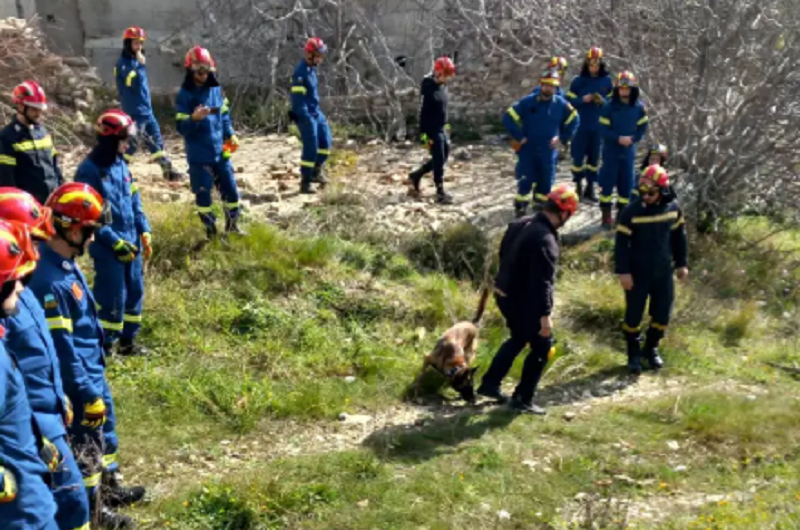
[{"xmin": 1, "ymin": 0, "xmax": 36, "ymax": 18}]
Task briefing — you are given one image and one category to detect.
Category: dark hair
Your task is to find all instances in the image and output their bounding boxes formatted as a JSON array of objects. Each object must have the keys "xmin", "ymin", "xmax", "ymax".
[
  {"xmin": 580, "ymin": 60, "xmax": 609, "ymax": 77},
  {"xmin": 542, "ymin": 200, "xmax": 561, "ymax": 214},
  {"xmin": 182, "ymin": 70, "xmax": 220, "ymax": 90}
]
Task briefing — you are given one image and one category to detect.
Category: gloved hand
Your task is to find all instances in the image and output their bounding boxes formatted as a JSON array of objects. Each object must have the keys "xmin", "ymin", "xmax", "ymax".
[
  {"xmin": 593, "ymin": 93, "xmax": 605, "ymax": 105},
  {"xmin": 229, "ymin": 135, "xmax": 240, "ymax": 150},
  {"xmin": 141, "ymin": 232, "xmax": 153, "ymax": 261},
  {"xmin": 113, "ymin": 240, "xmax": 138, "ymax": 263},
  {"xmin": 39, "ymin": 437, "xmax": 62, "ymax": 472},
  {"xmin": 64, "ymin": 395, "xmax": 74, "ymax": 427},
  {"xmin": 0, "ymin": 467, "xmax": 17, "ymax": 503},
  {"xmin": 82, "ymin": 397, "xmax": 107, "ymax": 429}
]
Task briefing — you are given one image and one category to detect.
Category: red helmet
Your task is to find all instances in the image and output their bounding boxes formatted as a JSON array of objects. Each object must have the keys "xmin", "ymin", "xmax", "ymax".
[
  {"xmin": 540, "ymin": 68, "xmax": 561, "ymax": 87},
  {"xmin": 95, "ymin": 109, "xmax": 136, "ymax": 137},
  {"xmin": 0, "ymin": 220, "xmax": 37, "ymax": 284},
  {"xmin": 586, "ymin": 47, "xmax": 604, "ymax": 60},
  {"xmin": 548, "ymin": 56, "xmax": 568, "ymax": 73},
  {"xmin": 547, "ymin": 184, "xmax": 579, "ymax": 214},
  {"xmin": 616, "ymin": 70, "xmax": 638, "ymax": 88},
  {"xmin": 433, "ymin": 57, "xmax": 456, "ymax": 76},
  {"xmin": 641, "ymin": 164, "xmax": 669, "ymax": 189},
  {"xmin": 184, "ymin": 46, "xmax": 216, "ymax": 72},
  {"xmin": 12, "ymin": 81, "xmax": 48, "ymax": 110},
  {"xmin": 46, "ymin": 183, "xmax": 110, "ymax": 230},
  {"xmin": 123, "ymin": 27, "xmax": 146, "ymax": 41},
  {"xmin": 304, "ymin": 37, "xmax": 327, "ymax": 55},
  {"xmin": 0, "ymin": 188, "xmax": 55, "ymax": 241}
]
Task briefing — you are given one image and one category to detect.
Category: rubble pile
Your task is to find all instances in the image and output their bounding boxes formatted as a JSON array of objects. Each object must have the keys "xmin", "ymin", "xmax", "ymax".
[{"xmin": 0, "ymin": 17, "xmax": 108, "ymax": 142}]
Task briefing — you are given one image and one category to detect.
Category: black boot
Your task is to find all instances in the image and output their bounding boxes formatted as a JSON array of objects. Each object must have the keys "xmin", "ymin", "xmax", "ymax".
[
  {"xmin": 476, "ymin": 385, "xmax": 510, "ymax": 404},
  {"xmin": 103, "ymin": 471, "xmax": 146, "ymax": 508},
  {"xmin": 601, "ymin": 203, "xmax": 614, "ymax": 230},
  {"xmin": 160, "ymin": 160, "xmax": 184, "ymax": 182},
  {"xmin": 99, "ymin": 506, "xmax": 136, "ymax": 529},
  {"xmin": 615, "ymin": 202, "xmax": 626, "ymax": 224},
  {"xmin": 583, "ymin": 182, "xmax": 598, "ymax": 203},
  {"xmin": 312, "ymin": 165, "xmax": 328, "ymax": 188},
  {"xmin": 513, "ymin": 200, "xmax": 528, "ymax": 218},
  {"xmin": 435, "ymin": 187, "xmax": 453, "ymax": 205},
  {"xmin": 118, "ymin": 338, "xmax": 150, "ymax": 357},
  {"xmin": 224, "ymin": 215, "xmax": 247, "ymax": 236},
  {"xmin": 205, "ymin": 223, "xmax": 218, "ymax": 241},
  {"xmin": 627, "ymin": 336, "xmax": 643, "ymax": 376},
  {"xmin": 300, "ymin": 180, "xmax": 316, "ymax": 195},
  {"xmin": 508, "ymin": 396, "xmax": 547, "ymax": 415},
  {"xmin": 643, "ymin": 329, "xmax": 665, "ymax": 371},
  {"xmin": 575, "ymin": 180, "xmax": 584, "ymax": 202}
]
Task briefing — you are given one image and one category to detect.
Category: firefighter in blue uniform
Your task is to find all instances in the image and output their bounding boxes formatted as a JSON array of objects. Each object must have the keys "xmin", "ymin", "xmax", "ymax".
[
  {"xmin": 0, "ymin": 190, "xmax": 91, "ymax": 530},
  {"xmin": 175, "ymin": 46, "xmax": 242, "ymax": 241},
  {"xmin": 531, "ymin": 57, "xmax": 567, "ymax": 97},
  {"xmin": 0, "ymin": 219, "xmax": 59, "ymax": 530},
  {"xmin": 30, "ymin": 182, "xmax": 144, "ymax": 529},
  {"xmin": 74, "ymin": 110, "xmax": 152, "ymax": 358},
  {"xmin": 291, "ymin": 37, "xmax": 332, "ymax": 194},
  {"xmin": 566, "ymin": 47, "xmax": 614, "ymax": 203},
  {"xmin": 115, "ymin": 27, "xmax": 182, "ymax": 182},
  {"xmin": 598, "ymin": 70, "xmax": 649, "ymax": 228},
  {"xmin": 0, "ymin": 81, "xmax": 64, "ymax": 204},
  {"xmin": 615, "ymin": 165, "xmax": 688, "ymax": 374},
  {"xmin": 503, "ymin": 68, "xmax": 579, "ymax": 217}
]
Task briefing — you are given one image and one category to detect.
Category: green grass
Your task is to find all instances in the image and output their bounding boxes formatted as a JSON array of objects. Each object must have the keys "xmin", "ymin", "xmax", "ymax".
[{"xmin": 109, "ymin": 206, "xmax": 800, "ymax": 529}]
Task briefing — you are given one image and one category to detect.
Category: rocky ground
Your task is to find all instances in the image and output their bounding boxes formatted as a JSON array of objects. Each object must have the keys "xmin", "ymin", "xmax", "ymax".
[{"xmin": 58, "ymin": 133, "xmax": 604, "ymax": 239}]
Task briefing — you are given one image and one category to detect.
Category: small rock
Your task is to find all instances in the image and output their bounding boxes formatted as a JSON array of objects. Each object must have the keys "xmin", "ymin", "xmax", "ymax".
[
  {"xmin": 220, "ymin": 440, "xmax": 231, "ymax": 446},
  {"xmin": 341, "ymin": 414, "xmax": 373, "ymax": 425},
  {"xmin": 745, "ymin": 395, "xmax": 757, "ymax": 401},
  {"xmin": 673, "ymin": 465, "xmax": 688, "ymax": 473},
  {"xmin": 415, "ymin": 327, "xmax": 426, "ymax": 341},
  {"xmin": 338, "ymin": 412, "xmax": 349, "ymax": 421},
  {"xmin": 357, "ymin": 499, "xmax": 369, "ymax": 508},
  {"xmin": 667, "ymin": 440, "xmax": 680, "ymax": 451},
  {"xmin": 344, "ymin": 376, "xmax": 356, "ymax": 383},
  {"xmin": 285, "ymin": 136, "xmax": 299, "ymax": 145},
  {"xmin": 236, "ymin": 166, "xmax": 245, "ymax": 173},
  {"xmin": 563, "ymin": 411, "xmax": 577, "ymax": 422},
  {"xmin": 574, "ymin": 492, "xmax": 589, "ymax": 500},
  {"xmin": 497, "ymin": 509, "xmax": 511, "ymax": 520},
  {"xmin": 614, "ymin": 474, "xmax": 637, "ymax": 485}
]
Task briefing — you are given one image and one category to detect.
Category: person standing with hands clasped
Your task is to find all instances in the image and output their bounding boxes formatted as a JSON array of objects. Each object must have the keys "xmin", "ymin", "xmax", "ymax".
[
  {"xmin": 615, "ymin": 165, "xmax": 688, "ymax": 375},
  {"xmin": 477, "ymin": 184, "xmax": 579, "ymax": 415}
]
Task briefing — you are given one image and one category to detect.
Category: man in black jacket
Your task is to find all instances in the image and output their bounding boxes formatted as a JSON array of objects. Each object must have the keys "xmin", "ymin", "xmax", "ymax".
[
  {"xmin": 407, "ymin": 56, "xmax": 455, "ymax": 204},
  {"xmin": 615, "ymin": 165, "xmax": 688, "ymax": 374},
  {"xmin": 477, "ymin": 184, "xmax": 579, "ymax": 414},
  {"xmin": 0, "ymin": 81, "xmax": 64, "ymax": 204}
]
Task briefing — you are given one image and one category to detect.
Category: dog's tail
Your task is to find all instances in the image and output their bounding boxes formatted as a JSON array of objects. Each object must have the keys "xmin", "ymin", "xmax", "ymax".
[{"xmin": 472, "ymin": 285, "xmax": 490, "ymax": 324}]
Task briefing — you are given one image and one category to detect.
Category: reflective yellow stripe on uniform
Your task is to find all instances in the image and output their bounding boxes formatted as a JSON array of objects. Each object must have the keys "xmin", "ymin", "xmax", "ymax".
[
  {"xmin": 99, "ymin": 320, "xmax": 124, "ymax": 332},
  {"xmin": 197, "ymin": 206, "xmax": 213, "ymax": 214},
  {"xmin": 571, "ymin": 165, "xmax": 584, "ymax": 173},
  {"xmin": 122, "ymin": 154, "xmax": 133, "ymax": 162},
  {"xmin": 617, "ymin": 225, "xmax": 633, "ymax": 236},
  {"xmin": 47, "ymin": 317, "xmax": 74, "ymax": 333},
  {"xmin": 71, "ymin": 523, "xmax": 91, "ymax": 530},
  {"xmin": 514, "ymin": 193, "xmax": 532, "ymax": 203},
  {"xmin": 102, "ymin": 453, "xmax": 118, "ymax": 468},
  {"xmin": 221, "ymin": 98, "xmax": 230, "ymax": 114},
  {"xmin": 176, "ymin": 113, "xmax": 191, "ymax": 120},
  {"xmin": 599, "ymin": 195, "xmax": 614, "ymax": 203},
  {"xmin": 300, "ymin": 160, "xmax": 315, "ymax": 168},
  {"xmin": 224, "ymin": 201, "xmax": 240, "ymax": 210},
  {"xmin": 564, "ymin": 110, "xmax": 578, "ymax": 125},
  {"xmin": 622, "ymin": 323, "xmax": 640, "ymax": 333},
  {"xmin": 150, "ymin": 150, "xmax": 166, "ymax": 161},
  {"xmin": 507, "ymin": 107, "xmax": 521, "ymax": 125},
  {"xmin": 650, "ymin": 321, "xmax": 668, "ymax": 331},
  {"xmin": 631, "ymin": 211, "xmax": 679, "ymax": 224},
  {"xmin": 671, "ymin": 217, "xmax": 685, "ymax": 230},
  {"xmin": 13, "ymin": 136, "xmax": 54, "ymax": 152},
  {"xmin": 83, "ymin": 472, "xmax": 101, "ymax": 488},
  {"xmin": 599, "ymin": 117, "xmax": 611, "ymax": 126},
  {"xmin": 317, "ymin": 149, "xmax": 331, "ymax": 155},
  {"xmin": 123, "ymin": 314, "xmax": 142, "ymax": 323},
  {"xmin": 637, "ymin": 116, "xmax": 649, "ymax": 126},
  {"xmin": 130, "ymin": 183, "xmax": 139, "ymax": 194},
  {"xmin": 125, "ymin": 70, "xmax": 137, "ymax": 87},
  {"xmin": 617, "ymin": 197, "xmax": 630, "ymax": 205},
  {"xmin": 566, "ymin": 91, "xmax": 578, "ymax": 98},
  {"xmin": 585, "ymin": 164, "xmax": 599, "ymax": 172},
  {"xmin": 0, "ymin": 155, "xmax": 16, "ymax": 166},
  {"xmin": 291, "ymin": 86, "xmax": 307, "ymax": 94},
  {"xmin": 534, "ymin": 193, "xmax": 548, "ymax": 202}
]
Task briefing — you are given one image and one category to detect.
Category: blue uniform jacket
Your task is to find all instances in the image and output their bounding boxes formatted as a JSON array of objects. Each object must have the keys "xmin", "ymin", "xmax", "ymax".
[
  {"xmin": 599, "ymin": 97, "xmax": 649, "ymax": 152},
  {"xmin": 75, "ymin": 156, "xmax": 150, "ymax": 256},
  {"xmin": 175, "ymin": 83, "xmax": 234, "ymax": 165},
  {"xmin": 2, "ymin": 289, "xmax": 68, "ymax": 441},
  {"xmin": 114, "ymin": 52, "xmax": 153, "ymax": 118},
  {"xmin": 29, "ymin": 244, "xmax": 106, "ymax": 407},
  {"xmin": 566, "ymin": 74, "xmax": 614, "ymax": 132},
  {"xmin": 290, "ymin": 60, "xmax": 321, "ymax": 120},
  {"xmin": 0, "ymin": 338, "xmax": 57, "ymax": 530},
  {"xmin": 503, "ymin": 94, "xmax": 579, "ymax": 153}
]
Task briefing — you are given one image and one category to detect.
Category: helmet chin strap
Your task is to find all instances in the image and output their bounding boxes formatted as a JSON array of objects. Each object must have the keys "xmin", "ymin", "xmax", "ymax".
[
  {"xmin": 0, "ymin": 280, "xmax": 19, "ymax": 318},
  {"xmin": 55, "ymin": 224, "xmax": 89, "ymax": 257}
]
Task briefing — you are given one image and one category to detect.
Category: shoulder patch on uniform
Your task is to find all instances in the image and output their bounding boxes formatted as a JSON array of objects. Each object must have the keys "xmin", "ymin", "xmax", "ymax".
[
  {"xmin": 71, "ymin": 282, "xmax": 83, "ymax": 301},
  {"xmin": 44, "ymin": 293, "xmax": 58, "ymax": 309},
  {"xmin": 61, "ymin": 260, "xmax": 73, "ymax": 271}
]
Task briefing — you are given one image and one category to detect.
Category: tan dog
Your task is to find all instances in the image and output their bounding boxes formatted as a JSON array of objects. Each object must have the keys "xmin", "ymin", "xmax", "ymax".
[{"xmin": 413, "ymin": 286, "xmax": 490, "ymax": 402}]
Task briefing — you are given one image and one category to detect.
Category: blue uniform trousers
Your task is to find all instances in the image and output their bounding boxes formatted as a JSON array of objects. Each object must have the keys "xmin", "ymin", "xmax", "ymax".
[
  {"xmin": 570, "ymin": 129, "xmax": 602, "ymax": 185},
  {"xmin": 189, "ymin": 160, "xmax": 241, "ymax": 229},
  {"xmin": 298, "ymin": 113, "xmax": 332, "ymax": 183},
  {"xmin": 93, "ymin": 251, "xmax": 143, "ymax": 345}
]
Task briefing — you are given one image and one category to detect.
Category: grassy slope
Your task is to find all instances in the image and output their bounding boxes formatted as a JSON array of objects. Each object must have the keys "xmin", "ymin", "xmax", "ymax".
[{"xmin": 111, "ymin": 204, "xmax": 800, "ymax": 529}]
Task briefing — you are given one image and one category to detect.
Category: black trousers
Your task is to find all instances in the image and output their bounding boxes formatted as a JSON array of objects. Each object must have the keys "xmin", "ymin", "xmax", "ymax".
[
  {"xmin": 481, "ymin": 294, "xmax": 553, "ymax": 404},
  {"xmin": 623, "ymin": 272, "xmax": 674, "ymax": 346},
  {"xmin": 416, "ymin": 131, "xmax": 450, "ymax": 186}
]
